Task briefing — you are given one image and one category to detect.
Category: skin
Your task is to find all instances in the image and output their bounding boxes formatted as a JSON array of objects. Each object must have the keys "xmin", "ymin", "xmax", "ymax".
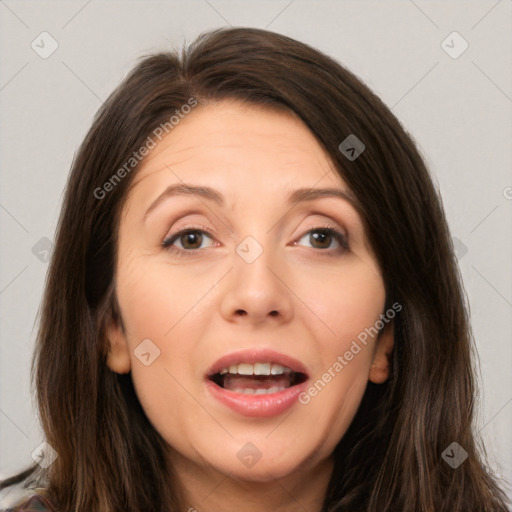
[{"xmin": 106, "ymin": 100, "xmax": 394, "ymax": 512}]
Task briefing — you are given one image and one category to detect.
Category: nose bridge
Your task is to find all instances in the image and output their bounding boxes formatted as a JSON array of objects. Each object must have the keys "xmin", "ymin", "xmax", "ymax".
[
  {"xmin": 221, "ymin": 231, "xmax": 293, "ymax": 323},
  {"xmin": 234, "ymin": 233, "xmax": 280, "ymax": 294}
]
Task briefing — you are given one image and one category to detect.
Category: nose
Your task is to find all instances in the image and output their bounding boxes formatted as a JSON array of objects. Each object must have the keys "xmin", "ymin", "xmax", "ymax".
[{"xmin": 220, "ymin": 241, "xmax": 294, "ymax": 326}]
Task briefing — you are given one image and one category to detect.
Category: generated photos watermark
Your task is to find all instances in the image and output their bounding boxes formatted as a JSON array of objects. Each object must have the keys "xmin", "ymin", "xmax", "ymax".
[
  {"xmin": 93, "ymin": 97, "xmax": 198, "ymax": 200},
  {"xmin": 298, "ymin": 301, "xmax": 402, "ymax": 405}
]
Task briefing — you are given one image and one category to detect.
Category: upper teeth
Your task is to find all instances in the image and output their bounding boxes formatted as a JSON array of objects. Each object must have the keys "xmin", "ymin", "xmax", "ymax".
[{"xmin": 219, "ymin": 363, "xmax": 291, "ymax": 376}]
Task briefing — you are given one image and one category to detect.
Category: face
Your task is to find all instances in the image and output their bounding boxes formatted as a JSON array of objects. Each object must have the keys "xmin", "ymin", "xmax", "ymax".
[{"xmin": 106, "ymin": 100, "xmax": 393, "ymax": 483}]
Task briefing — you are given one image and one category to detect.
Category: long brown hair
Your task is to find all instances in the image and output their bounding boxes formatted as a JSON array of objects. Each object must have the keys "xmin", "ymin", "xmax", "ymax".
[{"xmin": 1, "ymin": 27, "xmax": 509, "ymax": 512}]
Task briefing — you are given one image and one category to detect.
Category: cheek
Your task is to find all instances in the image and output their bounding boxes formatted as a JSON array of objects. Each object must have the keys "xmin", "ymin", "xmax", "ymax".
[
  {"xmin": 114, "ymin": 254, "xmax": 212, "ymax": 430},
  {"xmin": 288, "ymin": 260, "xmax": 385, "ymax": 443},
  {"xmin": 115, "ymin": 252, "xmax": 208, "ymax": 340},
  {"xmin": 297, "ymin": 257, "xmax": 386, "ymax": 348}
]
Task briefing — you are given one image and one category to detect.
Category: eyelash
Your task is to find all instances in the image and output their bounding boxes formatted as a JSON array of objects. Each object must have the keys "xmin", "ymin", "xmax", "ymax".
[{"xmin": 162, "ymin": 223, "xmax": 349, "ymax": 258}]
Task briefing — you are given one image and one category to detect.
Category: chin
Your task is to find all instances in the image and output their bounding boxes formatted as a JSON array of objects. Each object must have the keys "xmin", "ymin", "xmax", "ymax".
[
  {"xmin": 217, "ymin": 456, "xmax": 311, "ymax": 483},
  {"xmin": 204, "ymin": 436, "xmax": 325, "ymax": 482}
]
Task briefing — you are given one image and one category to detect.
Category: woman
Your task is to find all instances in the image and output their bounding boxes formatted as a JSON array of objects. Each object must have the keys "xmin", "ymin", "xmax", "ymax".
[{"xmin": 1, "ymin": 27, "xmax": 509, "ymax": 512}]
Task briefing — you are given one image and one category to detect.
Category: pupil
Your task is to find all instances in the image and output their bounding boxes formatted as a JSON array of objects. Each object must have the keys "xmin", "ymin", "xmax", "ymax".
[
  {"xmin": 311, "ymin": 230, "xmax": 331, "ymax": 249},
  {"xmin": 182, "ymin": 231, "xmax": 202, "ymax": 249}
]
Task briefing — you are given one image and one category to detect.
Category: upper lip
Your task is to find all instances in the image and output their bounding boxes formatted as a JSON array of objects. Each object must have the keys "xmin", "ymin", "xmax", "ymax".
[{"xmin": 206, "ymin": 348, "xmax": 309, "ymax": 378}]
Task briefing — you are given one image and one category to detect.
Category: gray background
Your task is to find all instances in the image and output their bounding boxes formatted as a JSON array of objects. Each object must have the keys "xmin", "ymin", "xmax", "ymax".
[{"xmin": 1, "ymin": 0, "xmax": 511, "ymax": 503}]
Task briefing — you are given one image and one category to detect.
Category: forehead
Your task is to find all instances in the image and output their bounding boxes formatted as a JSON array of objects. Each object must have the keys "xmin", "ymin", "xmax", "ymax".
[{"xmin": 128, "ymin": 100, "xmax": 346, "ymax": 199}]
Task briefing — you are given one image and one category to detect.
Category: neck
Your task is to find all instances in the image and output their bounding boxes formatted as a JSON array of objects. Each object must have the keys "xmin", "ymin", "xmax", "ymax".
[{"xmin": 172, "ymin": 453, "xmax": 334, "ymax": 512}]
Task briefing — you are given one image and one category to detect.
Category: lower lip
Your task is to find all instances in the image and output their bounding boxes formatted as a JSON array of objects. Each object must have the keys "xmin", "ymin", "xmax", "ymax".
[{"xmin": 206, "ymin": 379, "xmax": 308, "ymax": 418}]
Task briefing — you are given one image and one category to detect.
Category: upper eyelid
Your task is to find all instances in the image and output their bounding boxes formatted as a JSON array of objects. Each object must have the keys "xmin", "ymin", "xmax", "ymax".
[
  {"xmin": 163, "ymin": 219, "xmax": 345, "ymax": 238},
  {"xmin": 161, "ymin": 208, "xmax": 349, "ymax": 236}
]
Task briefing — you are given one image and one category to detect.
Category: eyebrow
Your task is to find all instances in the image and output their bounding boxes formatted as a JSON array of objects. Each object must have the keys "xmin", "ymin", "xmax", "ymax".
[{"xmin": 143, "ymin": 183, "xmax": 358, "ymax": 220}]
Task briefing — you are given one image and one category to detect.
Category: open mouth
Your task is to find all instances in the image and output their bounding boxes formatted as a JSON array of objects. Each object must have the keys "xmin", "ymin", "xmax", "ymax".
[{"xmin": 208, "ymin": 362, "xmax": 308, "ymax": 395}]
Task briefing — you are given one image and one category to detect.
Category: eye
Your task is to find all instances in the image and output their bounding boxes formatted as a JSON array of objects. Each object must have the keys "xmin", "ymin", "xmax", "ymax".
[
  {"xmin": 162, "ymin": 228, "xmax": 216, "ymax": 253},
  {"xmin": 161, "ymin": 225, "xmax": 348, "ymax": 257},
  {"xmin": 295, "ymin": 226, "xmax": 348, "ymax": 252}
]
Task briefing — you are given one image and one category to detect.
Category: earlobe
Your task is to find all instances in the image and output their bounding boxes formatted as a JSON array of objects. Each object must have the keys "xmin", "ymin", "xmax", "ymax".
[
  {"xmin": 105, "ymin": 318, "xmax": 131, "ymax": 375},
  {"xmin": 368, "ymin": 320, "xmax": 394, "ymax": 384}
]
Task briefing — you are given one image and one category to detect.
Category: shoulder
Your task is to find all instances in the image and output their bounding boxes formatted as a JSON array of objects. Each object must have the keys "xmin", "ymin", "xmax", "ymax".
[
  {"xmin": 0, "ymin": 469, "xmax": 53, "ymax": 512},
  {"xmin": 2, "ymin": 493, "xmax": 55, "ymax": 512}
]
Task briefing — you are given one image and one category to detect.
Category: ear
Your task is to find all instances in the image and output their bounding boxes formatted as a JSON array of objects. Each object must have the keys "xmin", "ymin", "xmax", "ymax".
[
  {"xmin": 368, "ymin": 320, "xmax": 394, "ymax": 384},
  {"xmin": 105, "ymin": 315, "xmax": 131, "ymax": 375}
]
